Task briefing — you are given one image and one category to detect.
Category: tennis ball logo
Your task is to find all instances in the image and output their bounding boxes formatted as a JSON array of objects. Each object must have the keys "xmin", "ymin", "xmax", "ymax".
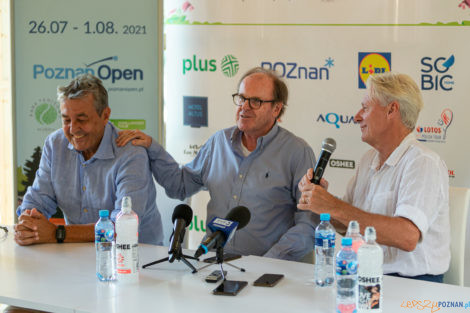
[
  {"xmin": 220, "ymin": 55, "xmax": 239, "ymax": 78},
  {"xmin": 35, "ymin": 102, "xmax": 58, "ymax": 125}
]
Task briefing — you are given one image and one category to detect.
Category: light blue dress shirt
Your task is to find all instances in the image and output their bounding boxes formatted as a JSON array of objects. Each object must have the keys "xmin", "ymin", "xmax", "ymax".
[
  {"xmin": 17, "ymin": 122, "xmax": 163, "ymax": 245},
  {"xmin": 148, "ymin": 124, "xmax": 319, "ymax": 260}
]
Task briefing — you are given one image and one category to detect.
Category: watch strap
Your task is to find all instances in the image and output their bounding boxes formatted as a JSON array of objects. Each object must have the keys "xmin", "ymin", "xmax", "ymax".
[{"xmin": 56, "ymin": 225, "xmax": 65, "ymax": 243}]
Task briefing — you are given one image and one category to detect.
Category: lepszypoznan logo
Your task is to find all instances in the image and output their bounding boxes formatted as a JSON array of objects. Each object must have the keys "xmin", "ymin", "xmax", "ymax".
[
  {"xmin": 358, "ymin": 52, "xmax": 391, "ymax": 89},
  {"xmin": 416, "ymin": 108, "xmax": 453, "ymax": 143}
]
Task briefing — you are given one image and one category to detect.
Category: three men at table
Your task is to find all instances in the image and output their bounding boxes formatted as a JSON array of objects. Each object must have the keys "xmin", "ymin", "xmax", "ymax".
[
  {"xmin": 298, "ymin": 72, "xmax": 450, "ymax": 282},
  {"xmin": 14, "ymin": 74, "xmax": 163, "ymax": 246}
]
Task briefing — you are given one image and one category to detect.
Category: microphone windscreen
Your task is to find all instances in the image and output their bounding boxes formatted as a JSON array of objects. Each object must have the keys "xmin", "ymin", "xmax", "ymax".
[
  {"xmin": 225, "ymin": 206, "xmax": 251, "ymax": 230},
  {"xmin": 172, "ymin": 204, "xmax": 193, "ymax": 227},
  {"xmin": 322, "ymin": 138, "xmax": 337, "ymax": 153}
]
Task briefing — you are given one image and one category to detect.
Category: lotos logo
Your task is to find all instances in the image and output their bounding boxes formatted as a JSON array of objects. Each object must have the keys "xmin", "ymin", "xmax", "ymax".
[
  {"xmin": 448, "ymin": 169, "xmax": 455, "ymax": 178},
  {"xmin": 33, "ymin": 56, "xmax": 144, "ymax": 84},
  {"xmin": 260, "ymin": 57, "xmax": 333, "ymax": 80},
  {"xmin": 416, "ymin": 108, "xmax": 453, "ymax": 143},
  {"xmin": 317, "ymin": 113, "xmax": 357, "ymax": 129},
  {"xmin": 420, "ymin": 55, "xmax": 455, "ymax": 91},
  {"xmin": 182, "ymin": 54, "xmax": 239, "ymax": 77},
  {"xmin": 358, "ymin": 52, "xmax": 391, "ymax": 89}
]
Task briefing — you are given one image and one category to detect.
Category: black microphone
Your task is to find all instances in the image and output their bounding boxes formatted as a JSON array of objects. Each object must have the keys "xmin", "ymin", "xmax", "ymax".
[
  {"xmin": 194, "ymin": 206, "xmax": 251, "ymax": 259},
  {"xmin": 310, "ymin": 138, "xmax": 336, "ymax": 185},
  {"xmin": 168, "ymin": 204, "xmax": 193, "ymax": 263}
]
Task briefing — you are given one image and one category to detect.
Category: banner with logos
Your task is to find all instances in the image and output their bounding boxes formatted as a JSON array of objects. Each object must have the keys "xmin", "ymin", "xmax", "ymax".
[
  {"xmin": 14, "ymin": 0, "xmax": 159, "ymax": 206},
  {"xmin": 163, "ymin": 0, "xmax": 470, "ymax": 247}
]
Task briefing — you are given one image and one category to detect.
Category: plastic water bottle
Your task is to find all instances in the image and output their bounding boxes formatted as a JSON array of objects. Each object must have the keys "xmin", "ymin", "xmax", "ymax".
[
  {"xmin": 346, "ymin": 220, "xmax": 365, "ymax": 253},
  {"xmin": 95, "ymin": 210, "xmax": 115, "ymax": 281},
  {"xmin": 336, "ymin": 237, "xmax": 358, "ymax": 313},
  {"xmin": 357, "ymin": 227, "xmax": 383, "ymax": 313},
  {"xmin": 116, "ymin": 196, "xmax": 139, "ymax": 283},
  {"xmin": 315, "ymin": 213, "xmax": 335, "ymax": 287}
]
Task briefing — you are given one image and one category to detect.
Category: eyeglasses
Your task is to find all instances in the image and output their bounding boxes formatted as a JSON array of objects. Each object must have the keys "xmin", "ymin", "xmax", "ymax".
[{"xmin": 232, "ymin": 94, "xmax": 276, "ymax": 110}]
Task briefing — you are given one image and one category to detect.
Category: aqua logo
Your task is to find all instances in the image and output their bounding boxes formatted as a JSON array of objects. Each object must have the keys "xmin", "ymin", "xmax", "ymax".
[
  {"xmin": 182, "ymin": 54, "xmax": 239, "ymax": 77},
  {"xmin": 317, "ymin": 113, "xmax": 357, "ymax": 129},
  {"xmin": 30, "ymin": 98, "xmax": 60, "ymax": 126},
  {"xmin": 358, "ymin": 52, "xmax": 391, "ymax": 89},
  {"xmin": 261, "ymin": 59, "xmax": 331, "ymax": 80},
  {"xmin": 420, "ymin": 55, "xmax": 455, "ymax": 91}
]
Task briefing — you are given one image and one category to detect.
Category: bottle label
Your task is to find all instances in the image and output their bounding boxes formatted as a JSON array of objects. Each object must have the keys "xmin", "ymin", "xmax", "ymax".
[
  {"xmin": 336, "ymin": 258, "xmax": 357, "ymax": 275},
  {"xmin": 116, "ymin": 243, "xmax": 139, "ymax": 274},
  {"xmin": 358, "ymin": 276, "xmax": 382, "ymax": 310},
  {"xmin": 95, "ymin": 228, "xmax": 114, "ymax": 243},
  {"xmin": 315, "ymin": 233, "xmax": 335, "ymax": 248}
]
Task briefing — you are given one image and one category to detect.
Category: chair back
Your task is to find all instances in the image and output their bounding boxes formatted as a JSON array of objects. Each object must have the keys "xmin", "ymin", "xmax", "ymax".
[{"xmin": 444, "ymin": 187, "xmax": 470, "ymax": 286}]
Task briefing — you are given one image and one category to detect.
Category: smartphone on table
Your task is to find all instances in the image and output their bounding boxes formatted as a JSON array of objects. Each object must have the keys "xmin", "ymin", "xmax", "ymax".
[
  {"xmin": 253, "ymin": 273, "xmax": 284, "ymax": 287},
  {"xmin": 212, "ymin": 280, "xmax": 248, "ymax": 296}
]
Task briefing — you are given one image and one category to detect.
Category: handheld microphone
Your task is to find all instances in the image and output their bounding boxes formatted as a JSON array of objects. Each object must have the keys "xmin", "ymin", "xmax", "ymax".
[
  {"xmin": 310, "ymin": 138, "xmax": 336, "ymax": 185},
  {"xmin": 194, "ymin": 206, "xmax": 250, "ymax": 259},
  {"xmin": 168, "ymin": 204, "xmax": 193, "ymax": 263}
]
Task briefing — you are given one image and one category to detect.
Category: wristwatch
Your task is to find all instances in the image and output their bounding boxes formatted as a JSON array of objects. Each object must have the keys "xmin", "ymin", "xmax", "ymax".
[{"xmin": 56, "ymin": 225, "xmax": 66, "ymax": 243}]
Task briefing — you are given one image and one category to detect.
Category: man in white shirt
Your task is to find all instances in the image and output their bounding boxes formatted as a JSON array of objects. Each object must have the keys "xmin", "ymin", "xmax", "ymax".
[{"xmin": 298, "ymin": 72, "xmax": 450, "ymax": 282}]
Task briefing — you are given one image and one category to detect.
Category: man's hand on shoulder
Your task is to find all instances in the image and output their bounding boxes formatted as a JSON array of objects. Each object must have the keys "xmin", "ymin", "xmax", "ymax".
[
  {"xmin": 116, "ymin": 129, "xmax": 152, "ymax": 148},
  {"xmin": 14, "ymin": 208, "xmax": 56, "ymax": 246}
]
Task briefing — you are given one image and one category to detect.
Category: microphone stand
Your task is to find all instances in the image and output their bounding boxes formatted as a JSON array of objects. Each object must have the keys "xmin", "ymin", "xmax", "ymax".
[
  {"xmin": 196, "ymin": 246, "xmax": 246, "ymax": 278},
  {"xmin": 142, "ymin": 241, "xmax": 199, "ymax": 274}
]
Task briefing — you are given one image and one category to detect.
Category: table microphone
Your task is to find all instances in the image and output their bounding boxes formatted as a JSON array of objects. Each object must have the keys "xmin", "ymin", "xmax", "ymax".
[
  {"xmin": 194, "ymin": 206, "xmax": 251, "ymax": 258},
  {"xmin": 168, "ymin": 204, "xmax": 193, "ymax": 263},
  {"xmin": 310, "ymin": 138, "xmax": 336, "ymax": 185}
]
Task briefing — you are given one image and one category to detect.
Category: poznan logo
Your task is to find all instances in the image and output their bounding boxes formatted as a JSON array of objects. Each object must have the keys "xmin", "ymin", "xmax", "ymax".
[
  {"xmin": 358, "ymin": 52, "xmax": 391, "ymax": 89},
  {"xmin": 220, "ymin": 55, "xmax": 239, "ymax": 77},
  {"xmin": 260, "ymin": 57, "xmax": 333, "ymax": 80},
  {"xmin": 30, "ymin": 98, "xmax": 60, "ymax": 126}
]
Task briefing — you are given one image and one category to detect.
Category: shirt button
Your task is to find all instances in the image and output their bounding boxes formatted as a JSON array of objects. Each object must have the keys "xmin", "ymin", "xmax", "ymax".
[
  {"xmin": 239, "ymin": 174, "xmax": 243, "ymax": 179},
  {"xmin": 82, "ymin": 164, "xmax": 86, "ymax": 167},
  {"xmin": 84, "ymin": 208, "xmax": 88, "ymax": 213},
  {"xmin": 82, "ymin": 186, "xmax": 86, "ymax": 191},
  {"xmin": 233, "ymin": 195, "xmax": 237, "ymax": 199}
]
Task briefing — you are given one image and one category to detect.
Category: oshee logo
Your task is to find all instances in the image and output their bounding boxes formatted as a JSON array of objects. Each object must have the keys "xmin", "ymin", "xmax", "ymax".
[
  {"xmin": 421, "ymin": 55, "xmax": 455, "ymax": 91},
  {"xmin": 317, "ymin": 113, "xmax": 357, "ymax": 129},
  {"xmin": 182, "ymin": 54, "xmax": 239, "ymax": 77},
  {"xmin": 261, "ymin": 59, "xmax": 332, "ymax": 80},
  {"xmin": 329, "ymin": 159, "xmax": 355, "ymax": 169},
  {"xmin": 416, "ymin": 108, "xmax": 453, "ymax": 143},
  {"xmin": 358, "ymin": 52, "xmax": 391, "ymax": 89},
  {"xmin": 33, "ymin": 56, "xmax": 144, "ymax": 83}
]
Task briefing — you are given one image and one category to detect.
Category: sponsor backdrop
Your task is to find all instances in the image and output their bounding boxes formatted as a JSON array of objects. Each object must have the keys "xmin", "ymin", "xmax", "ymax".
[
  {"xmin": 14, "ymin": 0, "xmax": 159, "ymax": 206},
  {"xmin": 162, "ymin": 0, "xmax": 470, "ymax": 248}
]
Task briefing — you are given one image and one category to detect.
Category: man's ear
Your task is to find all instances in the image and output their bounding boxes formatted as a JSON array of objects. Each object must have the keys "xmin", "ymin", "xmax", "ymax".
[
  {"xmin": 388, "ymin": 101, "xmax": 400, "ymax": 116},
  {"xmin": 101, "ymin": 107, "xmax": 111, "ymax": 124}
]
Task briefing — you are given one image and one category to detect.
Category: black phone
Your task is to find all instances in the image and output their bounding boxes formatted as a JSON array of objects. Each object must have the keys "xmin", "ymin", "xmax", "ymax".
[
  {"xmin": 203, "ymin": 253, "xmax": 241, "ymax": 263},
  {"xmin": 212, "ymin": 280, "xmax": 248, "ymax": 296},
  {"xmin": 253, "ymin": 273, "xmax": 284, "ymax": 287},
  {"xmin": 205, "ymin": 270, "xmax": 227, "ymax": 283}
]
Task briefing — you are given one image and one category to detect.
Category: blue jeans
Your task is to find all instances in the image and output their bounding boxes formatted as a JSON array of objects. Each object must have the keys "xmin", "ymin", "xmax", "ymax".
[{"xmin": 386, "ymin": 272, "xmax": 444, "ymax": 283}]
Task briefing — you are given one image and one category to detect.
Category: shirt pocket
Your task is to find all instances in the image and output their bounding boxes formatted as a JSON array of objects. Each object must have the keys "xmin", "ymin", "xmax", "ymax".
[{"xmin": 370, "ymin": 191, "xmax": 395, "ymax": 216}]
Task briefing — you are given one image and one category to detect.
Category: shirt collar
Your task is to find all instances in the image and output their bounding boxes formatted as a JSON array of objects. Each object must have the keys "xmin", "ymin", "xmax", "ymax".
[
  {"xmin": 230, "ymin": 123, "xmax": 279, "ymax": 151},
  {"xmin": 67, "ymin": 122, "xmax": 115, "ymax": 161},
  {"xmin": 370, "ymin": 132, "xmax": 416, "ymax": 170}
]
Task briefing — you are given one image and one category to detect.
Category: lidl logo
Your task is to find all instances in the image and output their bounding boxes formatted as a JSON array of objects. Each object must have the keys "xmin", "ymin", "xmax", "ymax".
[
  {"xmin": 183, "ymin": 54, "xmax": 239, "ymax": 77},
  {"xmin": 358, "ymin": 52, "xmax": 391, "ymax": 89}
]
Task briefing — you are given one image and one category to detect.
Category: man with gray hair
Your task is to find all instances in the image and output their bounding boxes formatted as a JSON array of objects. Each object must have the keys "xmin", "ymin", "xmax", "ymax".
[
  {"xmin": 298, "ymin": 72, "xmax": 450, "ymax": 282},
  {"xmin": 117, "ymin": 67, "xmax": 319, "ymax": 261},
  {"xmin": 14, "ymin": 73, "xmax": 163, "ymax": 246}
]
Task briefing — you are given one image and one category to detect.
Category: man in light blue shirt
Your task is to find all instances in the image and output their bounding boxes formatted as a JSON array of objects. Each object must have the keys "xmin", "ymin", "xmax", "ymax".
[
  {"xmin": 117, "ymin": 67, "xmax": 318, "ymax": 260},
  {"xmin": 14, "ymin": 74, "xmax": 162, "ymax": 246}
]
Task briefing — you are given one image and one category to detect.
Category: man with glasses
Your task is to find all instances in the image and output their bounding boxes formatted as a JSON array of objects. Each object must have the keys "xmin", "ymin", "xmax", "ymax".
[{"xmin": 117, "ymin": 67, "xmax": 318, "ymax": 261}]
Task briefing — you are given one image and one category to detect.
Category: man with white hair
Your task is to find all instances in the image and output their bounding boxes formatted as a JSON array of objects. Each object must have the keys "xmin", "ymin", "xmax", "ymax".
[{"xmin": 298, "ymin": 72, "xmax": 450, "ymax": 282}]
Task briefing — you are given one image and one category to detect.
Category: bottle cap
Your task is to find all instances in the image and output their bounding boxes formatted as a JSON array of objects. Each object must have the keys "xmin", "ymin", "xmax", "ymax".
[
  {"xmin": 365, "ymin": 226, "xmax": 377, "ymax": 241},
  {"xmin": 320, "ymin": 213, "xmax": 330, "ymax": 221},
  {"xmin": 121, "ymin": 196, "xmax": 132, "ymax": 213},
  {"xmin": 99, "ymin": 210, "xmax": 109, "ymax": 218},
  {"xmin": 346, "ymin": 220, "xmax": 360, "ymax": 235},
  {"xmin": 342, "ymin": 237, "xmax": 352, "ymax": 246}
]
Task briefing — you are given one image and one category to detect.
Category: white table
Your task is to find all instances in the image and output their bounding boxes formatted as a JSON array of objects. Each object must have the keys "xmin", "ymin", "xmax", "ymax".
[{"xmin": 0, "ymin": 229, "xmax": 469, "ymax": 313}]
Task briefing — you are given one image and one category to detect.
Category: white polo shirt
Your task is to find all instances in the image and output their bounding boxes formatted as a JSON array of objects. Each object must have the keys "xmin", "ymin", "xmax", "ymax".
[{"xmin": 344, "ymin": 133, "xmax": 450, "ymax": 276}]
